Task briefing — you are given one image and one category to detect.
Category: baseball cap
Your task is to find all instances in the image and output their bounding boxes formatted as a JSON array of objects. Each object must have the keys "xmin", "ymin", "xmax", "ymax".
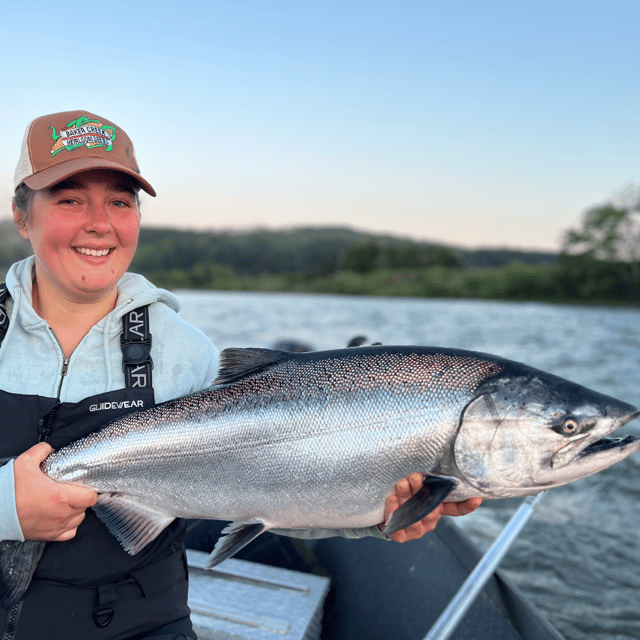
[{"xmin": 14, "ymin": 110, "xmax": 156, "ymax": 196}]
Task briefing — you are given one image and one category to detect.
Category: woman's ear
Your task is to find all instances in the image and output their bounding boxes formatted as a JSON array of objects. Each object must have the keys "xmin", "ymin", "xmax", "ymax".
[{"xmin": 12, "ymin": 202, "xmax": 29, "ymax": 240}]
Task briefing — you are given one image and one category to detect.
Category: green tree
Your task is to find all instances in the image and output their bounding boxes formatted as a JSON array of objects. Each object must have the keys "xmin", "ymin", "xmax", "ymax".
[
  {"xmin": 428, "ymin": 245, "xmax": 463, "ymax": 268},
  {"xmin": 341, "ymin": 241, "xmax": 382, "ymax": 273},
  {"xmin": 560, "ymin": 184, "xmax": 640, "ymax": 300},
  {"xmin": 562, "ymin": 185, "xmax": 640, "ymax": 285}
]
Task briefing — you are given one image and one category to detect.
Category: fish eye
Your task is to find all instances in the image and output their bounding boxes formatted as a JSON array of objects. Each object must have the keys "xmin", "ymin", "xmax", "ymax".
[{"xmin": 561, "ymin": 418, "xmax": 579, "ymax": 435}]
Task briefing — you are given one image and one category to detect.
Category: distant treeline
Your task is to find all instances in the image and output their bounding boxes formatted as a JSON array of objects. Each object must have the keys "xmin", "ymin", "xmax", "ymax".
[
  {"xmin": 137, "ymin": 256, "xmax": 640, "ymax": 304},
  {"xmin": 1, "ymin": 221, "xmax": 637, "ymax": 304},
  {"xmin": 130, "ymin": 226, "xmax": 557, "ymax": 276}
]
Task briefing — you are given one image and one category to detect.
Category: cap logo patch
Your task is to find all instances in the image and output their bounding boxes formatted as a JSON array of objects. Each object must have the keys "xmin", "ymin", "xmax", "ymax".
[{"xmin": 49, "ymin": 116, "xmax": 116, "ymax": 156}]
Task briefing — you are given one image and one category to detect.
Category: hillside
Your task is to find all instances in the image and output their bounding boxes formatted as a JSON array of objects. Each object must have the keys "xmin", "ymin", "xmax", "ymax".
[{"xmin": 0, "ymin": 220, "xmax": 557, "ymax": 280}]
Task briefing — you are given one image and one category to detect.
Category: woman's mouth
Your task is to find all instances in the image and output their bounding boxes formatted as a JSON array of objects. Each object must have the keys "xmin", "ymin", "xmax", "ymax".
[{"xmin": 74, "ymin": 247, "xmax": 113, "ymax": 257}]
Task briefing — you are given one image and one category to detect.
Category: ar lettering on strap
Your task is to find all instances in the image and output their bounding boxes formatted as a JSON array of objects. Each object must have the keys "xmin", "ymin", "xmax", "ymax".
[
  {"xmin": 128, "ymin": 365, "xmax": 150, "ymax": 388},
  {"xmin": 121, "ymin": 306, "xmax": 153, "ymax": 389}
]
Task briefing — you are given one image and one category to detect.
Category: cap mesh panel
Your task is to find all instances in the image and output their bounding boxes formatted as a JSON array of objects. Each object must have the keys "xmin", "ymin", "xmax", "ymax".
[{"xmin": 14, "ymin": 119, "xmax": 36, "ymax": 189}]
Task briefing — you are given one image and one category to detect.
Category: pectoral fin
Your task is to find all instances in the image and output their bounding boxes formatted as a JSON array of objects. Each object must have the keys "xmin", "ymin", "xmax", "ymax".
[
  {"xmin": 207, "ymin": 520, "xmax": 269, "ymax": 569},
  {"xmin": 382, "ymin": 475, "xmax": 458, "ymax": 536},
  {"xmin": 93, "ymin": 493, "xmax": 175, "ymax": 555}
]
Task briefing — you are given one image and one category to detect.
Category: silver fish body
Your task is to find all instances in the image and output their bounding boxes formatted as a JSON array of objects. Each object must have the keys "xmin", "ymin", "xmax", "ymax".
[
  {"xmin": 2, "ymin": 345, "xmax": 638, "ymax": 609},
  {"xmin": 46, "ymin": 347, "xmax": 500, "ymax": 530}
]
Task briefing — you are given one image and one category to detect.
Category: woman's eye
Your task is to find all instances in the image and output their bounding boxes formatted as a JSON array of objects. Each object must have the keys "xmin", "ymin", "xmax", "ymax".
[{"xmin": 111, "ymin": 199, "xmax": 133, "ymax": 208}]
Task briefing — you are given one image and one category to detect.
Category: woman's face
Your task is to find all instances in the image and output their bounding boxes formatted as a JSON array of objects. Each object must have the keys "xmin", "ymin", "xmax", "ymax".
[{"xmin": 14, "ymin": 169, "xmax": 141, "ymax": 305}]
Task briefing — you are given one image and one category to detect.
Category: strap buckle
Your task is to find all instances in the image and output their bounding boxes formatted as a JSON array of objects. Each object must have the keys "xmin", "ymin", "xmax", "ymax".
[{"xmin": 120, "ymin": 336, "xmax": 153, "ymax": 370}]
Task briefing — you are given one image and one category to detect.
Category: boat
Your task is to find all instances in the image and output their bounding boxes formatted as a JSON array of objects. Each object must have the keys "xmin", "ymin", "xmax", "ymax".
[{"xmin": 184, "ymin": 513, "xmax": 564, "ymax": 640}]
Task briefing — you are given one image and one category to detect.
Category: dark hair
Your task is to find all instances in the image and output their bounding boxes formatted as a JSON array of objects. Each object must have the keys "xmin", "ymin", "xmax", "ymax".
[
  {"xmin": 12, "ymin": 179, "xmax": 141, "ymax": 228},
  {"xmin": 12, "ymin": 183, "xmax": 36, "ymax": 228}
]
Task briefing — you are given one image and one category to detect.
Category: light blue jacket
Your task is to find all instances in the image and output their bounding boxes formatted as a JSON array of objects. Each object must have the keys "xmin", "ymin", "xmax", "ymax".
[{"xmin": 0, "ymin": 258, "xmax": 386, "ymax": 543}]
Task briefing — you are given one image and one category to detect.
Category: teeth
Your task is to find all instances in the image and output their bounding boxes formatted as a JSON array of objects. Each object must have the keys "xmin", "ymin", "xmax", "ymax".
[{"xmin": 76, "ymin": 247, "xmax": 111, "ymax": 257}]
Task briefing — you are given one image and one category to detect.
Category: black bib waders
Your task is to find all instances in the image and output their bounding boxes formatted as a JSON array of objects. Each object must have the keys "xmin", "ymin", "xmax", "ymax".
[{"xmin": 0, "ymin": 287, "xmax": 195, "ymax": 640}]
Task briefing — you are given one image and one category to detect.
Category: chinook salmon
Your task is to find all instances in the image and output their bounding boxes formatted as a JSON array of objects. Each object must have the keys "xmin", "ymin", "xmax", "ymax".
[{"xmin": 2, "ymin": 344, "xmax": 639, "ymax": 609}]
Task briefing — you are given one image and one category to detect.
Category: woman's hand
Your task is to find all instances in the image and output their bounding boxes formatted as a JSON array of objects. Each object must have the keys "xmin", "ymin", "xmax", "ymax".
[
  {"xmin": 381, "ymin": 472, "xmax": 482, "ymax": 542},
  {"xmin": 13, "ymin": 442, "xmax": 98, "ymax": 542}
]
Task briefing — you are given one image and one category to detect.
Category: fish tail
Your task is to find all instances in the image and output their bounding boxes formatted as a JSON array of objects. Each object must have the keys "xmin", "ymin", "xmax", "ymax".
[{"xmin": 0, "ymin": 541, "xmax": 45, "ymax": 610}]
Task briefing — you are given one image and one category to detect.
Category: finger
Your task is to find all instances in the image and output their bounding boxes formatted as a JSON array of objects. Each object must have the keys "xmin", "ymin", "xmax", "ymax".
[
  {"xmin": 453, "ymin": 497, "xmax": 482, "ymax": 515},
  {"xmin": 69, "ymin": 511, "xmax": 87, "ymax": 529},
  {"xmin": 22, "ymin": 442, "xmax": 54, "ymax": 466},
  {"xmin": 57, "ymin": 510, "xmax": 86, "ymax": 532},
  {"xmin": 407, "ymin": 473, "xmax": 424, "ymax": 494},
  {"xmin": 412, "ymin": 507, "xmax": 442, "ymax": 534},
  {"xmin": 65, "ymin": 486, "xmax": 98, "ymax": 510},
  {"xmin": 458, "ymin": 498, "xmax": 482, "ymax": 514},
  {"xmin": 53, "ymin": 527, "xmax": 79, "ymax": 542},
  {"xmin": 441, "ymin": 498, "xmax": 482, "ymax": 517},
  {"xmin": 54, "ymin": 507, "xmax": 89, "ymax": 540},
  {"xmin": 389, "ymin": 503, "xmax": 444, "ymax": 542},
  {"xmin": 388, "ymin": 531, "xmax": 407, "ymax": 543},
  {"xmin": 391, "ymin": 518, "xmax": 433, "ymax": 542},
  {"xmin": 395, "ymin": 478, "xmax": 412, "ymax": 502},
  {"xmin": 383, "ymin": 493, "xmax": 399, "ymax": 522}
]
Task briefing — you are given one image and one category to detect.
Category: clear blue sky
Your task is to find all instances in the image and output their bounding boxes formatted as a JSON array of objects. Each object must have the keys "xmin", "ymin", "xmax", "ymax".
[{"xmin": 1, "ymin": 0, "xmax": 637, "ymax": 251}]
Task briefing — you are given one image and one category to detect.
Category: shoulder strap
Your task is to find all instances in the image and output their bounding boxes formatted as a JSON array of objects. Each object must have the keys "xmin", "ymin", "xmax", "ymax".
[
  {"xmin": 0, "ymin": 283, "xmax": 9, "ymax": 347},
  {"xmin": 120, "ymin": 306, "xmax": 153, "ymax": 389}
]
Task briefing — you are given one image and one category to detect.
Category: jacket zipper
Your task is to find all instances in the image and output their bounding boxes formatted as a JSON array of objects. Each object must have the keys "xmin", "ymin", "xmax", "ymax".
[
  {"xmin": 37, "ymin": 329, "xmax": 70, "ymax": 443},
  {"xmin": 2, "ymin": 601, "xmax": 22, "ymax": 640}
]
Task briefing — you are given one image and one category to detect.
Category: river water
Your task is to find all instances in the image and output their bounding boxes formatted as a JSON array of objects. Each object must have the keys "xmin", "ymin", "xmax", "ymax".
[{"xmin": 175, "ymin": 290, "xmax": 640, "ymax": 640}]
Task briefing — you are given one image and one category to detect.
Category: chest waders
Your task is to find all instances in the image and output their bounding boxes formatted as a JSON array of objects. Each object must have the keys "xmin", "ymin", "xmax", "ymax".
[{"xmin": 0, "ymin": 286, "xmax": 195, "ymax": 640}]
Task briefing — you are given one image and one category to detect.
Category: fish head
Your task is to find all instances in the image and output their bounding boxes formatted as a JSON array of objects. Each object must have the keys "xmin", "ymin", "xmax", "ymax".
[{"xmin": 453, "ymin": 369, "xmax": 640, "ymax": 497}]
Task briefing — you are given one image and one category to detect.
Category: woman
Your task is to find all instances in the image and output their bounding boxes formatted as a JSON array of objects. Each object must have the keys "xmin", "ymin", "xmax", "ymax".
[{"xmin": 0, "ymin": 110, "xmax": 480, "ymax": 639}]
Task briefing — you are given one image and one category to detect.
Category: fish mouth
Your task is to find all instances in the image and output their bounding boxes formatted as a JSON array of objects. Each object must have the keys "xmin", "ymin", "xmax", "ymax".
[
  {"xmin": 580, "ymin": 434, "xmax": 639, "ymax": 458},
  {"xmin": 578, "ymin": 410, "xmax": 640, "ymax": 460}
]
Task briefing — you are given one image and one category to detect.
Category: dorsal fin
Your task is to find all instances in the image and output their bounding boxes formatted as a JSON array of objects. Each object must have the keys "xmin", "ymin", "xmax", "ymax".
[{"xmin": 213, "ymin": 348, "xmax": 292, "ymax": 385}]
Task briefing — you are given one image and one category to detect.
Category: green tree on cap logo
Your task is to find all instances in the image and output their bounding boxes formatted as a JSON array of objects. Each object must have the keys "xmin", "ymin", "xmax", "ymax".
[{"xmin": 50, "ymin": 117, "xmax": 116, "ymax": 156}]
